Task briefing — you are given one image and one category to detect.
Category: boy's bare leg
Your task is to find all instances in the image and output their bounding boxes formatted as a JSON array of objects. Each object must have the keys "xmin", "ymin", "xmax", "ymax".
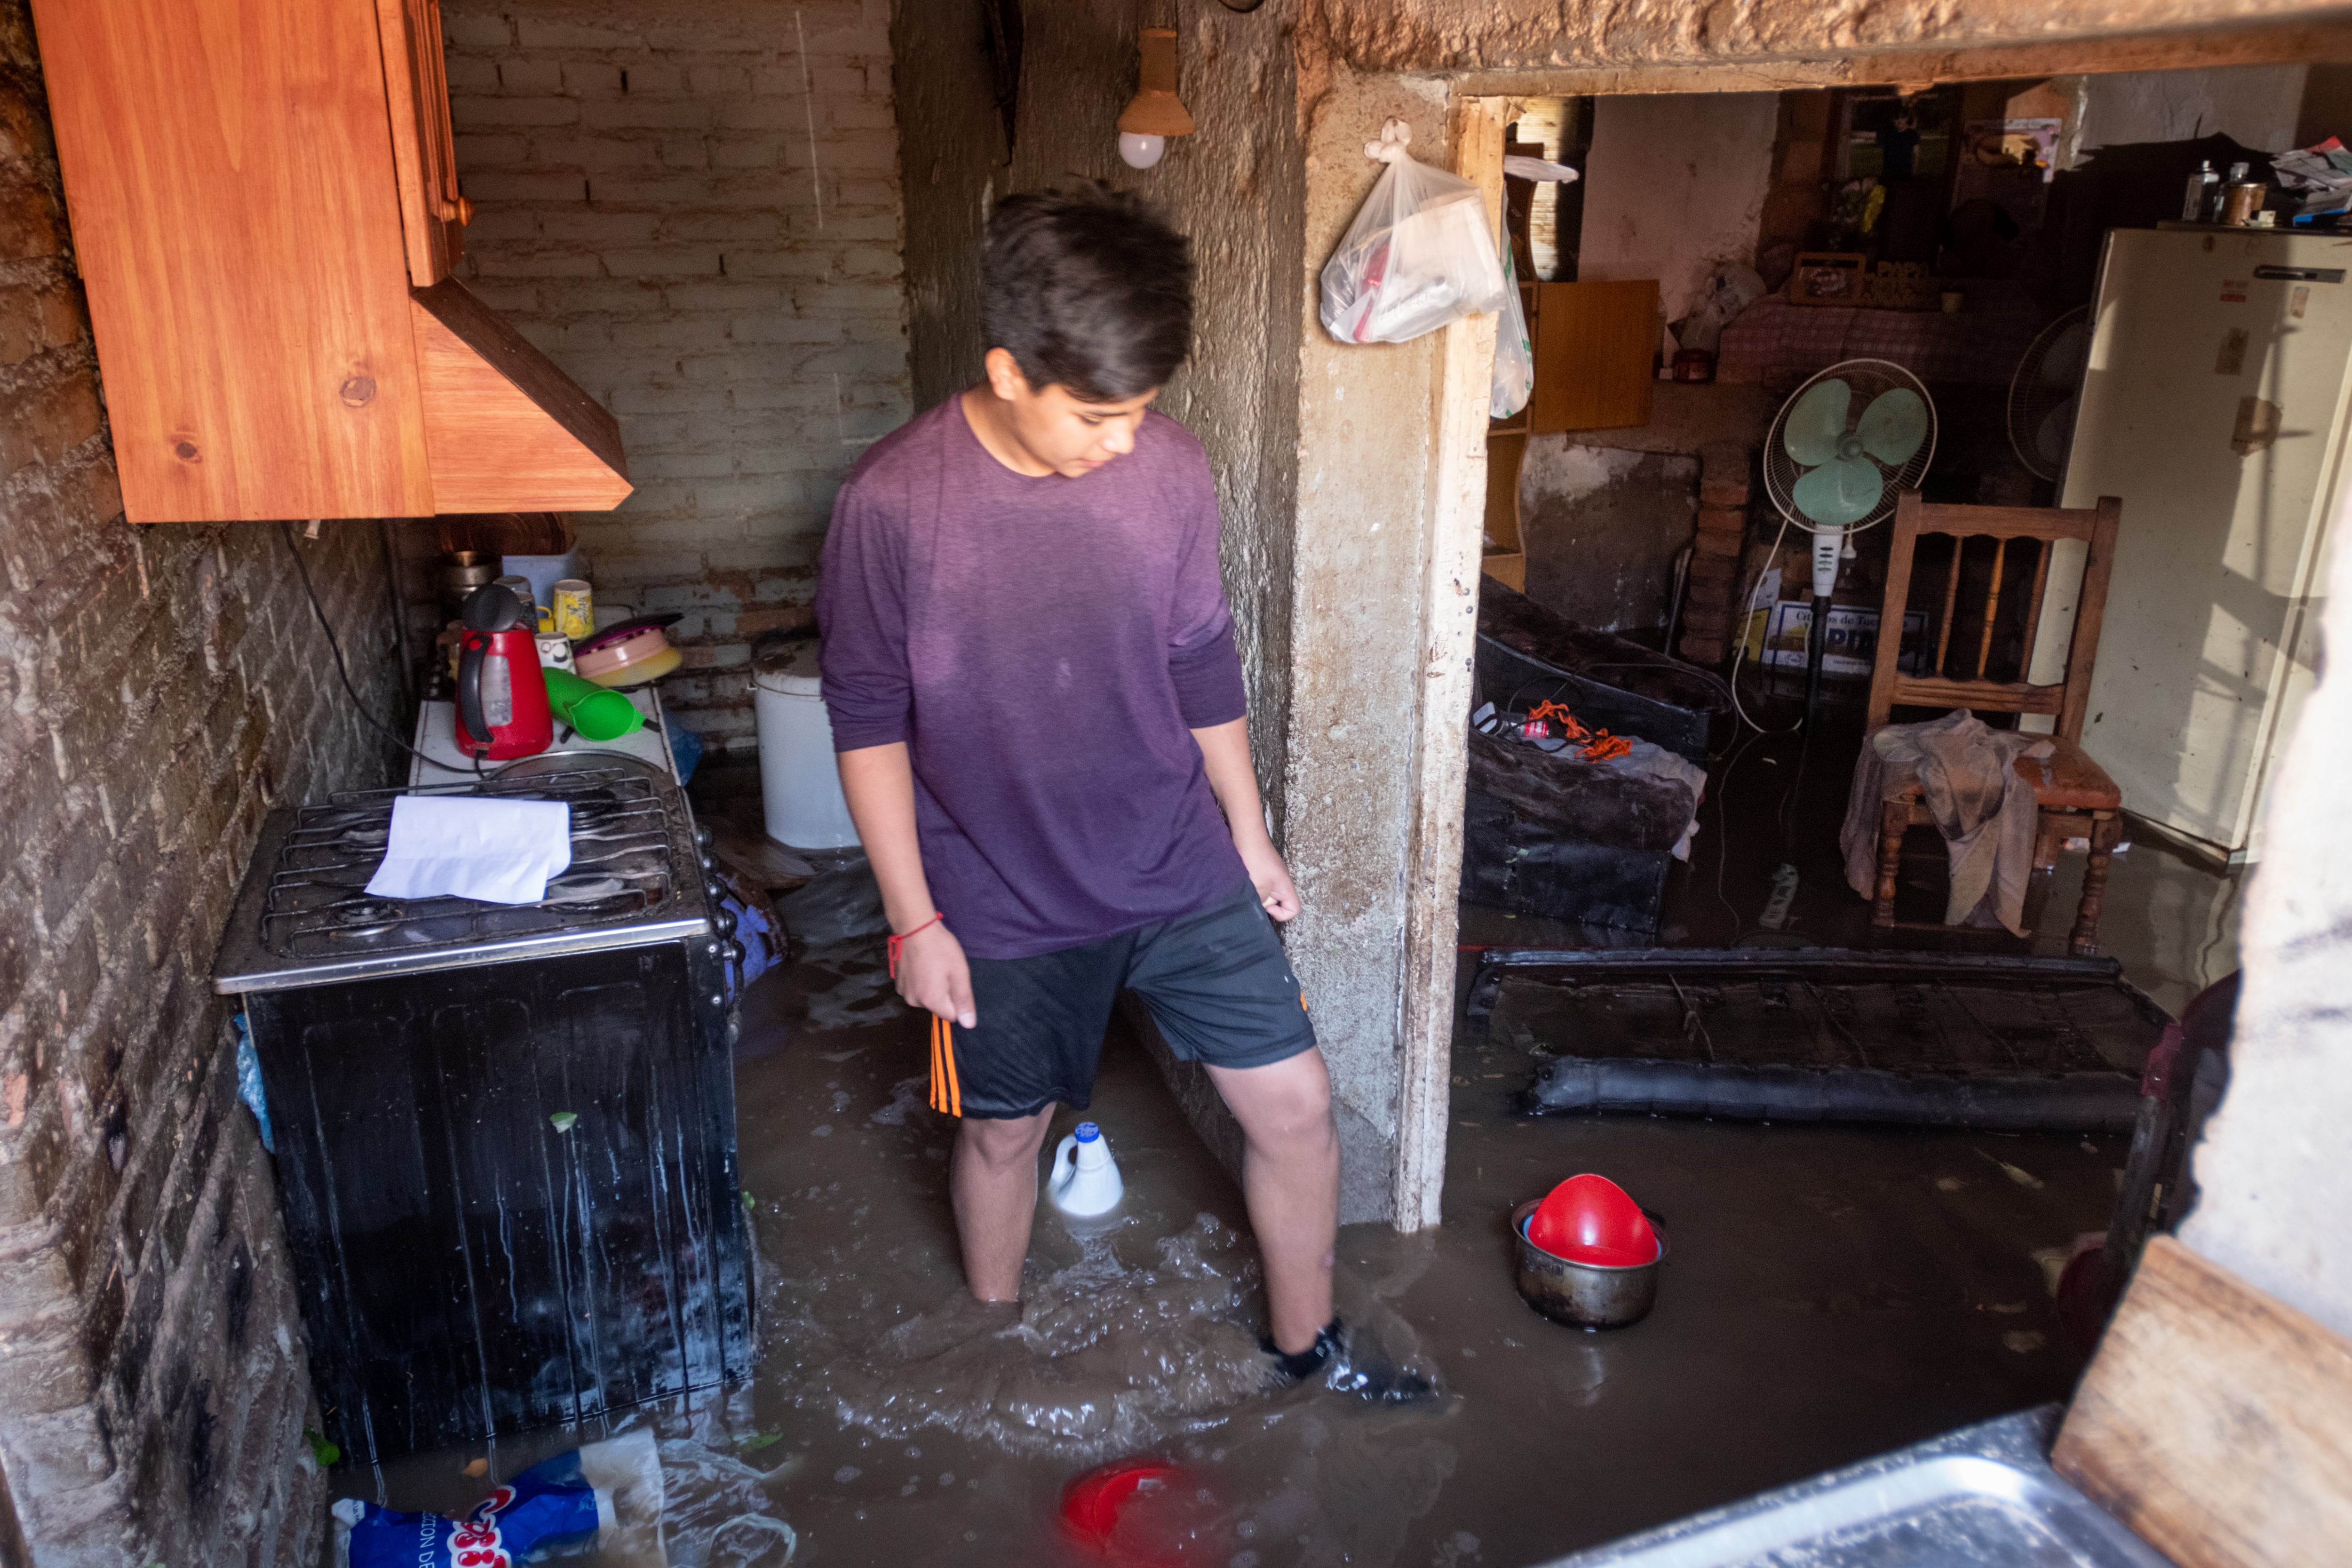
[
  {"xmin": 1207, "ymin": 1048, "xmax": 1339, "ymax": 1355},
  {"xmin": 952, "ymin": 1106, "xmax": 1057, "ymax": 1302}
]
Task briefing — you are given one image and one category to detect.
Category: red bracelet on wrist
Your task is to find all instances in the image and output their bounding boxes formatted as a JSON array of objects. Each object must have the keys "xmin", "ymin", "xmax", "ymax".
[{"xmin": 887, "ymin": 911, "xmax": 946, "ymax": 979}]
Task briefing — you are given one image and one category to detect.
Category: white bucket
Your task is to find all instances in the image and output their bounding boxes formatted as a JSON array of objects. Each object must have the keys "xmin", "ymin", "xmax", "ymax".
[{"xmin": 751, "ymin": 641, "xmax": 860, "ymax": 849}]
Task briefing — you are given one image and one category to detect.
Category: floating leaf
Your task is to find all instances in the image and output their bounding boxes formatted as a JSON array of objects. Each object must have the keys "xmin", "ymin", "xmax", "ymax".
[
  {"xmin": 549, "ymin": 1112, "xmax": 578, "ymax": 1133},
  {"xmin": 740, "ymin": 1189, "xmax": 757, "ymax": 1211},
  {"xmin": 734, "ymin": 1432, "xmax": 783, "ymax": 1451},
  {"xmin": 306, "ymin": 1428, "xmax": 341, "ymax": 1467}
]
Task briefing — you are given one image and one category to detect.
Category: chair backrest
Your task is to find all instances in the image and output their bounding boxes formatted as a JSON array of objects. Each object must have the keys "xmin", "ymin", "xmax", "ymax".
[{"xmin": 1866, "ymin": 491, "xmax": 2122, "ymax": 743}]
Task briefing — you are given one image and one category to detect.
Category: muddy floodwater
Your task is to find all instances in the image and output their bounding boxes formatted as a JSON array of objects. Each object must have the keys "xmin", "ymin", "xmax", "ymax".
[{"xmin": 334, "ymin": 915, "xmax": 2125, "ymax": 1567}]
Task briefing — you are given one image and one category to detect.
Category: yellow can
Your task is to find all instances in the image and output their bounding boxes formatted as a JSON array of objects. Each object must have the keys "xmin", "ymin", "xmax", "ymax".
[{"xmin": 552, "ymin": 579, "xmax": 595, "ymax": 640}]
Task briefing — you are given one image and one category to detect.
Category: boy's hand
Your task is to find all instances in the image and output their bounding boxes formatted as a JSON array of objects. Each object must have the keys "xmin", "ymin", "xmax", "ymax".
[
  {"xmin": 1240, "ymin": 839, "xmax": 1302, "ymax": 923},
  {"xmin": 897, "ymin": 923, "xmax": 977, "ymax": 1028}
]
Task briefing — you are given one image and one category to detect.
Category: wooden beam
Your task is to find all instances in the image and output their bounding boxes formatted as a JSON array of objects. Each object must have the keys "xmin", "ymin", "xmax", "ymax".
[
  {"xmin": 1392, "ymin": 94, "xmax": 1512, "ymax": 1232},
  {"xmin": 2055, "ymin": 1236, "xmax": 2352, "ymax": 1568},
  {"xmin": 1447, "ymin": 18, "xmax": 2352, "ymax": 99}
]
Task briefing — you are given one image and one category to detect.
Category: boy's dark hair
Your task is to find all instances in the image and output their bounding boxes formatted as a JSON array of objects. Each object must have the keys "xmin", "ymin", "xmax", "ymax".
[{"xmin": 982, "ymin": 183, "xmax": 1193, "ymax": 402}]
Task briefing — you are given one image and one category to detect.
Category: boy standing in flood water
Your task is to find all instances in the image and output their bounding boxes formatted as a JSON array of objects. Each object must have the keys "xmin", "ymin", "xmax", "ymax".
[{"xmin": 818, "ymin": 184, "xmax": 1373, "ymax": 1390}]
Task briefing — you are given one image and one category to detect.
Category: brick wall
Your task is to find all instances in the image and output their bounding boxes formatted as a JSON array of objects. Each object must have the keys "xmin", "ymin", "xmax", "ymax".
[
  {"xmin": 0, "ymin": 5, "xmax": 405, "ymax": 1560},
  {"xmin": 436, "ymin": 0, "xmax": 912, "ymax": 753}
]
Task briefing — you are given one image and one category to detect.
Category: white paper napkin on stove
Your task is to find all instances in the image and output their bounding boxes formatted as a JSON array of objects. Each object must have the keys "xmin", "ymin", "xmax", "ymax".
[{"xmin": 365, "ymin": 795, "xmax": 573, "ymax": 905}]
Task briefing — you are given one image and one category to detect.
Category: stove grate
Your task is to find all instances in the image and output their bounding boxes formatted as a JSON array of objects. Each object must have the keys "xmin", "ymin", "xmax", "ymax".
[{"xmin": 260, "ymin": 767, "xmax": 683, "ymax": 959}]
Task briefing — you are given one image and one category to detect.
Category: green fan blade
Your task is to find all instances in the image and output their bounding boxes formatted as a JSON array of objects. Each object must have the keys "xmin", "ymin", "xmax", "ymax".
[
  {"xmin": 1793, "ymin": 454, "xmax": 1886, "ymax": 527},
  {"xmin": 1857, "ymin": 387, "xmax": 1929, "ymax": 466},
  {"xmin": 1783, "ymin": 378, "xmax": 1853, "ymax": 467}
]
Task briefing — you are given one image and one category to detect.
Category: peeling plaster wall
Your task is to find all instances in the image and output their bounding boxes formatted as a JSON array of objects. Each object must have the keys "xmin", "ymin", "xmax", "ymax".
[
  {"xmin": 1518, "ymin": 446, "xmax": 1698, "ymax": 632},
  {"xmin": 890, "ymin": 0, "xmax": 1304, "ymax": 828},
  {"xmin": 2067, "ymin": 62, "xmax": 2310, "ymax": 157},
  {"xmin": 1579, "ymin": 93, "xmax": 1778, "ymax": 327}
]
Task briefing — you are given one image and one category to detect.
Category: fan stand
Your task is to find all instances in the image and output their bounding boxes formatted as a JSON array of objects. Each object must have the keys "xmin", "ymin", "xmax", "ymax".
[{"xmin": 1803, "ymin": 527, "xmax": 1842, "ymax": 732}]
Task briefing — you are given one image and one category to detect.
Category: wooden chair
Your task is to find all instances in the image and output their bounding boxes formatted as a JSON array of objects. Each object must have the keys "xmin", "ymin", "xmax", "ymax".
[{"xmin": 1865, "ymin": 491, "xmax": 2125, "ymax": 955}]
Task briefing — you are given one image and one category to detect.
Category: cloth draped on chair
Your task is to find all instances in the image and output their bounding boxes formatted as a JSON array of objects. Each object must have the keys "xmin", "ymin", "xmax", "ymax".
[{"xmin": 1841, "ymin": 708, "xmax": 2053, "ymax": 936}]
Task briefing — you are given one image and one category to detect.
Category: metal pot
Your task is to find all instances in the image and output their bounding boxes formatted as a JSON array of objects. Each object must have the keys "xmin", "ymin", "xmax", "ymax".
[
  {"xmin": 440, "ymin": 550, "xmax": 501, "ymax": 614},
  {"xmin": 1510, "ymin": 1198, "xmax": 1664, "ymax": 1330}
]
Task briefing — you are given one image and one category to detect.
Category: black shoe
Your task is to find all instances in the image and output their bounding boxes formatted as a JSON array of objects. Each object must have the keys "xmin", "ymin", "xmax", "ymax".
[{"xmin": 1262, "ymin": 1318, "xmax": 1439, "ymax": 1404}]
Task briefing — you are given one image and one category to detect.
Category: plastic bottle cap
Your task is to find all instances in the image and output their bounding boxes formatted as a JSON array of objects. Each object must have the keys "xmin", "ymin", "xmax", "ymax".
[{"xmin": 1074, "ymin": 1122, "xmax": 1100, "ymax": 1142}]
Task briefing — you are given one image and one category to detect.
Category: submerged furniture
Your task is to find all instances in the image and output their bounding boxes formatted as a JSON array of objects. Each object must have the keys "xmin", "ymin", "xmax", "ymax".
[
  {"xmin": 1464, "ymin": 586, "xmax": 1725, "ymax": 935},
  {"xmin": 1865, "ymin": 491, "xmax": 2124, "ymax": 955}
]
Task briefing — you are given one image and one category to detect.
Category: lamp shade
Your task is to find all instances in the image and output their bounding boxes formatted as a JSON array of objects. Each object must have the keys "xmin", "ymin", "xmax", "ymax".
[{"xmin": 1117, "ymin": 28, "xmax": 1194, "ymax": 138}]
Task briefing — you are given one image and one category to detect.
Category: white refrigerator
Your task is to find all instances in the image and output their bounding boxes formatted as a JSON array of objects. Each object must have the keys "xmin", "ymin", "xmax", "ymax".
[{"xmin": 2038, "ymin": 226, "xmax": 2352, "ymax": 861}]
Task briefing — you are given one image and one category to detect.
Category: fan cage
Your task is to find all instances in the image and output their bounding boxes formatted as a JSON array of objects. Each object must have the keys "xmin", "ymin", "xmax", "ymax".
[
  {"xmin": 1761, "ymin": 358, "xmax": 1939, "ymax": 536},
  {"xmin": 2006, "ymin": 306, "xmax": 2090, "ymax": 485}
]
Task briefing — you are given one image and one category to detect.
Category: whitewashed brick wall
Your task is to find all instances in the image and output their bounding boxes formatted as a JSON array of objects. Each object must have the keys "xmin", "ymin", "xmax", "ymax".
[{"xmin": 439, "ymin": 0, "xmax": 911, "ymax": 751}]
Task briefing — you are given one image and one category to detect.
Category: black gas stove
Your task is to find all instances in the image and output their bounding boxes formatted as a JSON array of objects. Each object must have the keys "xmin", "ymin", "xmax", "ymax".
[{"xmin": 215, "ymin": 753, "xmax": 752, "ymax": 1464}]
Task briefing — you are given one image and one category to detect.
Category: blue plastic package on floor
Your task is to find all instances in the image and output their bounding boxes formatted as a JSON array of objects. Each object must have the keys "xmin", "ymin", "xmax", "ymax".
[{"xmin": 334, "ymin": 1445, "xmax": 613, "ymax": 1567}]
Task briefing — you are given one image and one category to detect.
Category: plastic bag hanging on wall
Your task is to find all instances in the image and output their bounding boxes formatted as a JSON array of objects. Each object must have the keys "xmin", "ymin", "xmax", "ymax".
[{"xmin": 1320, "ymin": 119, "xmax": 1508, "ymax": 345}]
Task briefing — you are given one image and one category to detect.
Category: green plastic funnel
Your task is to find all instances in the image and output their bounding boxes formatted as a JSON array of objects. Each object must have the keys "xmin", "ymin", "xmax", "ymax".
[{"xmin": 544, "ymin": 668, "xmax": 644, "ymax": 741}]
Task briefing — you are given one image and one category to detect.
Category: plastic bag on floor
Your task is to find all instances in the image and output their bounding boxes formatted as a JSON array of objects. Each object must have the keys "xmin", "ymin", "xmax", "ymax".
[{"xmin": 1320, "ymin": 119, "xmax": 1507, "ymax": 345}]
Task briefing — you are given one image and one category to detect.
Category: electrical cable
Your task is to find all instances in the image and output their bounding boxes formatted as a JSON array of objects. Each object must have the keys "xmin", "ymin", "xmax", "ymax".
[
  {"xmin": 1725, "ymin": 514, "xmax": 1803, "ymax": 736},
  {"xmin": 277, "ymin": 521, "xmax": 480, "ymax": 777}
]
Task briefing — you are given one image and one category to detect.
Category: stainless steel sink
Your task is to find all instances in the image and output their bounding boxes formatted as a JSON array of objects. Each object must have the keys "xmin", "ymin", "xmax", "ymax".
[{"xmin": 1534, "ymin": 1407, "xmax": 2174, "ymax": 1568}]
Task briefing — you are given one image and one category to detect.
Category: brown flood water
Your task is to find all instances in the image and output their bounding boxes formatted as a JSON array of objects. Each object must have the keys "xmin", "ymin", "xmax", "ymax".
[{"xmin": 335, "ymin": 927, "xmax": 2125, "ymax": 1568}]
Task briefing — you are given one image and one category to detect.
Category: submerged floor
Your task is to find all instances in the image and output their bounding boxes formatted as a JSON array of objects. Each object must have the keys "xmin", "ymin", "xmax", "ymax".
[
  {"xmin": 329, "ymin": 709, "xmax": 2222, "ymax": 1564},
  {"xmin": 335, "ymin": 928, "xmax": 2125, "ymax": 1566}
]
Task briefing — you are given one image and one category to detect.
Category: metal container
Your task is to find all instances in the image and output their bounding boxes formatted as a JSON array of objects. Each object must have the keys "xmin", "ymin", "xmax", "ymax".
[
  {"xmin": 2220, "ymin": 181, "xmax": 2266, "ymax": 226},
  {"xmin": 439, "ymin": 549, "xmax": 501, "ymax": 613},
  {"xmin": 1511, "ymin": 1199, "xmax": 1663, "ymax": 1329}
]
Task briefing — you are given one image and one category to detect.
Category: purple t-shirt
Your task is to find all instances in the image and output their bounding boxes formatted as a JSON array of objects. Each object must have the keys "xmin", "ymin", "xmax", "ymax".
[{"xmin": 816, "ymin": 397, "xmax": 1249, "ymax": 959}]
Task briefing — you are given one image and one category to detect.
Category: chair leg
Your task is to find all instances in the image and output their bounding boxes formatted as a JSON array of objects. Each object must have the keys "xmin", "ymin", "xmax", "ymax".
[
  {"xmin": 1874, "ymin": 804, "xmax": 1905, "ymax": 932},
  {"xmin": 2071, "ymin": 812, "xmax": 2122, "ymax": 957}
]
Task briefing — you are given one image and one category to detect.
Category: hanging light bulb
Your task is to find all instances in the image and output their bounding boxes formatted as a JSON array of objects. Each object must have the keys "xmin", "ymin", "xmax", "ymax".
[{"xmin": 1116, "ymin": 28, "xmax": 1192, "ymax": 170}]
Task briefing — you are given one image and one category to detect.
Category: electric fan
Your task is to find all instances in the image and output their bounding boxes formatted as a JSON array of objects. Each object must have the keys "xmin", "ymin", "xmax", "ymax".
[
  {"xmin": 1760, "ymin": 359, "xmax": 1938, "ymax": 728},
  {"xmin": 2006, "ymin": 306, "xmax": 2090, "ymax": 483}
]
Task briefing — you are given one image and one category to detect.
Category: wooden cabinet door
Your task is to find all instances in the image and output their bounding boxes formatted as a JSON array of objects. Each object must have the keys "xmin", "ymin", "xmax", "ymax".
[
  {"xmin": 31, "ymin": 0, "xmax": 435, "ymax": 521},
  {"xmin": 374, "ymin": 0, "xmax": 470, "ymax": 286},
  {"xmin": 1528, "ymin": 279, "xmax": 1658, "ymax": 434}
]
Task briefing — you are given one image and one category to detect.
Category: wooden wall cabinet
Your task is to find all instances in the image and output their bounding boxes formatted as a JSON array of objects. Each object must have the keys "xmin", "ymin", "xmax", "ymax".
[
  {"xmin": 29, "ymin": 0, "xmax": 628, "ymax": 523},
  {"xmin": 1528, "ymin": 279, "xmax": 1658, "ymax": 435}
]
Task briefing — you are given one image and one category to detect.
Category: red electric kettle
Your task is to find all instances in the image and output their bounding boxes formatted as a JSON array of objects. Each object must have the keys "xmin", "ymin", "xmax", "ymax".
[{"xmin": 454, "ymin": 584, "xmax": 553, "ymax": 761}]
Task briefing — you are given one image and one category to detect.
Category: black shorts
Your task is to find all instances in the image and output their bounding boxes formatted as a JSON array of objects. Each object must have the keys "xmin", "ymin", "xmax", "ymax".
[{"xmin": 926, "ymin": 879, "xmax": 1317, "ymax": 1119}]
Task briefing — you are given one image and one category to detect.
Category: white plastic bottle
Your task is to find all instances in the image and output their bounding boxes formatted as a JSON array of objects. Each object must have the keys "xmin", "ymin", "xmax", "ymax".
[{"xmin": 1047, "ymin": 1122, "xmax": 1125, "ymax": 1217}]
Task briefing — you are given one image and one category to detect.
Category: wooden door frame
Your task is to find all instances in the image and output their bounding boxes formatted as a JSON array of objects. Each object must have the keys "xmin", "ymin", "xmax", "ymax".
[{"xmin": 1393, "ymin": 95, "xmax": 1511, "ymax": 1229}]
